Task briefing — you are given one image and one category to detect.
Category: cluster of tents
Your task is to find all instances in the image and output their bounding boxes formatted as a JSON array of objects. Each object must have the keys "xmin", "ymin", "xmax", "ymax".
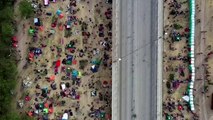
[
  {"xmin": 90, "ymin": 58, "xmax": 101, "ymax": 73},
  {"xmin": 28, "ymin": 47, "xmax": 42, "ymax": 61}
]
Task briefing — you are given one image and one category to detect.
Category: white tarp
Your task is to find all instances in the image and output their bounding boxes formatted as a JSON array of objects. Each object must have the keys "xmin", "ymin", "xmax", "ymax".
[
  {"xmin": 182, "ymin": 96, "xmax": 189, "ymax": 102},
  {"xmin": 34, "ymin": 18, "xmax": 38, "ymax": 23},
  {"xmin": 44, "ymin": 0, "xmax": 49, "ymax": 5},
  {"xmin": 61, "ymin": 84, "xmax": 66, "ymax": 91},
  {"xmin": 62, "ymin": 113, "xmax": 68, "ymax": 120}
]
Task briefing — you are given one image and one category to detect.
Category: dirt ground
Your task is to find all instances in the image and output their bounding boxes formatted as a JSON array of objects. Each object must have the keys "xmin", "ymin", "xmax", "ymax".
[
  {"xmin": 197, "ymin": 0, "xmax": 213, "ymax": 119},
  {"xmin": 163, "ymin": 0, "xmax": 198, "ymax": 119},
  {"xmin": 13, "ymin": 0, "xmax": 112, "ymax": 120},
  {"xmin": 163, "ymin": 0, "xmax": 213, "ymax": 119}
]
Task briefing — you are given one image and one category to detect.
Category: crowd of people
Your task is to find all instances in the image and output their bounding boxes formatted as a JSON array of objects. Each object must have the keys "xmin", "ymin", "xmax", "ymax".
[
  {"xmin": 17, "ymin": 0, "xmax": 112, "ymax": 119},
  {"xmin": 163, "ymin": 0, "xmax": 199, "ymax": 119}
]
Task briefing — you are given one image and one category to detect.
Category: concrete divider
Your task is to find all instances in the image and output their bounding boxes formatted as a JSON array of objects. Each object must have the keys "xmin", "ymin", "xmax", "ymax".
[
  {"xmin": 112, "ymin": 0, "xmax": 121, "ymax": 120},
  {"xmin": 157, "ymin": 0, "xmax": 163, "ymax": 120}
]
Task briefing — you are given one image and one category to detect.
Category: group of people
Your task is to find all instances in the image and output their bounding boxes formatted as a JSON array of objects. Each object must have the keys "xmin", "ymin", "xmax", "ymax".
[
  {"xmin": 163, "ymin": 0, "xmax": 199, "ymax": 120},
  {"xmin": 18, "ymin": 0, "xmax": 112, "ymax": 119}
]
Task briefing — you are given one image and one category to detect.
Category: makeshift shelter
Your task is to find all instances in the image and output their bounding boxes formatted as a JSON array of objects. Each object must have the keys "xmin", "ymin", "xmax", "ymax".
[
  {"xmin": 41, "ymin": 87, "xmax": 48, "ymax": 97},
  {"xmin": 91, "ymin": 65, "xmax": 98, "ymax": 73},
  {"xmin": 50, "ymin": 29, "xmax": 55, "ymax": 34},
  {"xmin": 49, "ymin": 107, "xmax": 53, "ymax": 114},
  {"xmin": 28, "ymin": 111, "xmax": 33, "ymax": 117},
  {"xmin": 66, "ymin": 42, "xmax": 74, "ymax": 48},
  {"xmin": 56, "ymin": 9, "xmax": 62, "ymax": 15},
  {"xmin": 67, "ymin": 55, "xmax": 73, "ymax": 61},
  {"xmin": 34, "ymin": 18, "xmax": 41, "ymax": 26},
  {"xmin": 59, "ymin": 14, "xmax": 64, "ymax": 19},
  {"xmin": 34, "ymin": 110, "xmax": 39, "ymax": 115},
  {"xmin": 25, "ymin": 96, "xmax": 31, "ymax": 101},
  {"xmin": 66, "ymin": 21, "xmax": 72, "ymax": 29},
  {"xmin": 65, "ymin": 60, "xmax": 71, "ymax": 65},
  {"xmin": 72, "ymin": 70, "xmax": 78, "ymax": 78},
  {"xmin": 43, "ymin": 108, "xmax": 48, "ymax": 114},
  {"xmin": 39, "ymin": 26, "xmax": 44, "ymax": 31},
  {"xmin": 51, "ymin": 82, "xmax": 57, "ymax": 90},
  {"xmin": 39, "ymin": 103, "xmax": 44, "ymax": 109},
  {"xmin": 44, "ymin": 103, "xmax": 49, "ymax": 108},
  {"xmin": 66, "ymin": 67, "xmax": 72, "ymax": 73},
  {"xmin": 17, "ymin": 100, "xmax": 24, "ymax": 108},
  {"xmin": 72, "ymin": 60, "xmax": 77, "ymax": 65},
  {"xmin": 61, "ymin": 83, "xmax": 66, "ymax": 91},
  {"xmin": 34, "ymin": 48, "xmax": 42, "ymax": 55},
  {"xmin": 102, "ymin": 81, "xmax": 108, "ymax": 87},
  {"xmin": 78, "ymin": 71, "xmax": 82, "ymax": 78},
  {"xmin": 29, "ymin": 29, "xmax": 34, "ymax": 35},
  {"xmin": 106, "ymin": 114, "xmax": 112, "ymax": 119},
  {"xmin": 28, "ymin": 52, "xmax": 34, "ymax": 61},
  {"xmin": 43, "ymin": 114, "xmax": 48, "ymax": 120},
  {"xmin": 91, "ymin": 58, "xmax": 101, "ymax": 65},
  {"xmin": 44, "ymin": 0, "xmax": 49, "ymax": 6},
  {"xmin": 12, "ymin": 36, "xmax": 18, "ymax": 42},
  {"xmin": 55, "ymin": 60, "xmax": 61, "ymax": 68},
  {"xmin": 13, "ymin": 43, "xmax": 18, "ymax": 48},
  {"xmin": 23, "ymin": 78, "xmax": 32, "ymax": 88},
  {"xmin": 91, "ymin": 90, "xmax": 97, "ymax": 96},
  {"xmin": 166, "ymin": 114, "xmax": 172, "ymax": 120},
  {"xmin": 100, "ymin": 111, "xmax": 105, "ymax": 118},
  {"xmin": 182, "ymin": 96, "xmax": 189, "ymax": 102},
  {"xmin": 62, "ymin": 113, "xmax": 68, "ymax": 120},
  {"xmin": 49, "ymin": 75, "xmax": 55, "ymax": 81}
]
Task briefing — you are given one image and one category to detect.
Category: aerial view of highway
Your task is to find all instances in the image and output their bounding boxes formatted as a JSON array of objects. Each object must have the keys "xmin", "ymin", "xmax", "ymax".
[
  {"xmin": 113, "ymin": 0, "xmax": 213, "ymax": 120},
  {"xmin": 2, "ymin": 0, "xmax": 213, "ymax": 120},
  {"xmin": 112, "ymin": 0, "xmax": 160, "ymax": 119}
]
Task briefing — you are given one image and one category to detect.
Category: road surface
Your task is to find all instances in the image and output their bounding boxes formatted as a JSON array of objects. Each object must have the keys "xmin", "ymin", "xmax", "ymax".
[
  {"xmin": 113, "ymin": 0, "xmax": 159, "ymax": 119},
  {"xmin": 198, "ymin": 0, "xmax": 207, "ymax": 119}
]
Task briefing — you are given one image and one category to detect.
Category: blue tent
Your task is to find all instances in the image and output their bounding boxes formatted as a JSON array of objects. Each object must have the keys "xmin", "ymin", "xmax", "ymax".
[
  {"xmin": 67, "ymin": 55, "xmax": 73, "ymax": 61},
  {"xmin": 72, "ymin": 70, "xmax": 78, "ymax": 77},
  {"xmin": 91, "ymin": 65, "xmax": 98, "ymax": 73},
  {"xmin": 34, "ymin": 48, "xmax": 42, "ymax": 55},
  {"xmin": 56, "ymin": 10, "xmax": 62, "ymax": 15}
]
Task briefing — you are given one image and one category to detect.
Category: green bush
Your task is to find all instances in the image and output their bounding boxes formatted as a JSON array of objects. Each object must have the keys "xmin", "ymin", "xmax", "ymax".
[
  {"xmin": 19, "ymin": 0, "xmax": 34, "ymax": 18},
  {"xmin": 169, "ymin": 74, "xmax": 175, "ymax": 81},
  {"xmin": 0, "ymin": 0, "xmax": 23, "ymax": 119}
]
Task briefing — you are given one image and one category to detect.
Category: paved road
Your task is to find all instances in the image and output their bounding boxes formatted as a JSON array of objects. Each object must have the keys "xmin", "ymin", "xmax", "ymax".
[
  {"xmin": 118, "ymin": 0, "xmax": 158, "ymax": 119},
  {"xmin": 199, "ymin": 0, "xmax": 207, "ymax": 119}
]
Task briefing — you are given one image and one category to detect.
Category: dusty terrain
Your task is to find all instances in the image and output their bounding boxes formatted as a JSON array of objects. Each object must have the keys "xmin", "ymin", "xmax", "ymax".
[
  {"xmin": 163, "ymin": 0, "xmax": 198, "ymax": 119},
  {"xmin": 14, "ymin": 0, "xmax": 112, "ymax": 119}
]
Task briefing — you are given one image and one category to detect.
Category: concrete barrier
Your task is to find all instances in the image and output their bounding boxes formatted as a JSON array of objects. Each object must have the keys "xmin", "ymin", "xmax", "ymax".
[
  {"xmin": 112, "ymin": 0, "xmax": 121, "ymax": 120},
  {"xmin": 157, "ymin": 0, "xmax": 163, "ymax": 120}
]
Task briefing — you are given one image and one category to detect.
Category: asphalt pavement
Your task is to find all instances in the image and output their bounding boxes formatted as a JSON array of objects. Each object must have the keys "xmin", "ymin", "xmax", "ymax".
[{"xmin": 117, "ymin": 0, "xmax": 159, "ymax": 119}]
